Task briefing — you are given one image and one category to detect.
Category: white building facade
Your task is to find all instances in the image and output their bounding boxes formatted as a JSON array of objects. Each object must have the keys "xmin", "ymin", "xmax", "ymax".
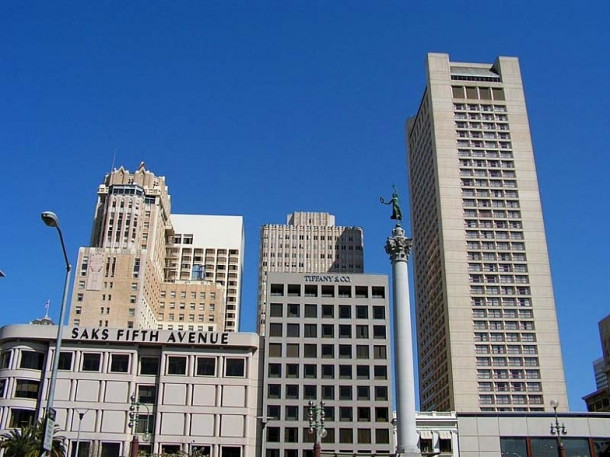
[{"xmin": 0, "ymin": 325, "xmax": 260, "ymax": 457}]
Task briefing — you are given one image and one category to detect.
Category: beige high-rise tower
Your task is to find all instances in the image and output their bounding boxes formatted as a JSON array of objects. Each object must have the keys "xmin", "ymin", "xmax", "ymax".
[
  {"xmin": 406, "ymin": 53, "xmax": 568, "ymax": 412},
  {"xmin": 257, "ymin": 212, "xmax": 364, "ymax": 334},
  {"xmin": 69, "ymin": 164, "xmax": 244, "ymax": 331}
]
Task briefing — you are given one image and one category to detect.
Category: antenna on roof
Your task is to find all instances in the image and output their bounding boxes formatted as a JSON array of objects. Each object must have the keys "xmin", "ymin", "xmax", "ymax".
[{"xmin": 110, "ymin": 148, "xmax": 117, "ymax": 172}]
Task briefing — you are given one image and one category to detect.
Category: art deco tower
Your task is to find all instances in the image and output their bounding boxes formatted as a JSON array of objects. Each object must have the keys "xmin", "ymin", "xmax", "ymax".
[
  {"xmin": 69, "ymin": 164, "xmax": 244, "ymax": 331},
  {"xmin": 406, "ymin": 53, "xmax": 568, "ymax": 412}
]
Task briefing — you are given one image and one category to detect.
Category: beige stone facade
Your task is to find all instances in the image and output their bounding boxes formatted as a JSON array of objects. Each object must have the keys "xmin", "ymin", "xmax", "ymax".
[
  {"xmin": 406, "ymin": 53, "xmax": 568, "ymax": 412},
  {"xmin": 69, "ymin": 165, "xmax": 244, "ymax": 332},
  {"xmin": 257, "ymin": 212, "xmax": 363, "ymax": 334}
]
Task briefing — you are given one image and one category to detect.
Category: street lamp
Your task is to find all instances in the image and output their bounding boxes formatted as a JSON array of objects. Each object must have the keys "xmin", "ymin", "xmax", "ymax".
[
  {"xmin": 129, "ymin": 392, "xmax": 152, "ymax": 457},
  {"xmin": 74, "ymin": 409, "xmax": 90, "ymax": 457},
  {"xmin": 549, "ymin": 399, "xmax": 567, "ymax": 457},
  {"xmin": 41, "ymin": 211, "xmax": 72, "ymax": 455},
  {"xmin": 307, "ymin": 401, "xmax": 326, "ymax": 457}
]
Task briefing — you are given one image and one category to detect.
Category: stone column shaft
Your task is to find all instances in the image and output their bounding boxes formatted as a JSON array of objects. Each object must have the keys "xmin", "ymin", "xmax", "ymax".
[{"xmin": 385, "ymin": 226, "xmax": 420, "ymax": 457}]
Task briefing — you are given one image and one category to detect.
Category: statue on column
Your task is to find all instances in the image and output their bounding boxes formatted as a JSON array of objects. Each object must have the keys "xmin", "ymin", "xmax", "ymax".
[{"xmin": 380, "ymin": 184, "xmax": 403, "ymax": 224}]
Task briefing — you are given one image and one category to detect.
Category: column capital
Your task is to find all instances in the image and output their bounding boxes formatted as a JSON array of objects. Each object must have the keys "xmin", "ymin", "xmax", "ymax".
[{"xmin": 385, "ymin": 226, "xmax": 413, "ymax": 262}]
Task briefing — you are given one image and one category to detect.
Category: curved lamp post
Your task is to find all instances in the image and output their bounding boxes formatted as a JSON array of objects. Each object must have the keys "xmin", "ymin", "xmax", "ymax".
[
  {"xmin": 41, "ymin": 211, "xmax": 72, "ymax": 455},
  {"xmin": 549, "ymin": 399, "xmax": 567, "ymax": 457}
]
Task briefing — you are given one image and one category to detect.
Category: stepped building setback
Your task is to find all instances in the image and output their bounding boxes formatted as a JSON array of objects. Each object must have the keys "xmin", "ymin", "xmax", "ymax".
[
  {"xmin": 406, "ymin": 53, "xmax": 568, "ymax": 412},
  {"xmin": 257, "ymin": 212, "xmax": 363, "ymax": 334},
  {"xmin": 68, "ymin": 164, "xmax": 244, "ymax": 332}
]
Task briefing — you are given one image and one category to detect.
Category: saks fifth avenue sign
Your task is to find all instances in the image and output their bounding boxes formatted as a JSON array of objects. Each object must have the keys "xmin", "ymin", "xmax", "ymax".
[
  {"xmin": 303, "ymin": 274, "xmax": 352, "ymax": 283},
  {"xmin": 70, "ymin": 327, "xmax": 230, "ymax": 345}
]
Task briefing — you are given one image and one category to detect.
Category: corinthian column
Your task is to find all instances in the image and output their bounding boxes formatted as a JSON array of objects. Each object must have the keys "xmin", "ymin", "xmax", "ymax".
[{"xmin": 385, "ymin": 225, "xmax": 420, "ymax": 457}]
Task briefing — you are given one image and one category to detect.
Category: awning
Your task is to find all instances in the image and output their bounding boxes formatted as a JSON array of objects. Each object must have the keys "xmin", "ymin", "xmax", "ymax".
[
  {"xmin": 438, "ymin": 431, "xmax": 452, "ymax": 440},
  {"xmin": 418, "ymin": 431, "xmax": 433, "ymax": 440}
]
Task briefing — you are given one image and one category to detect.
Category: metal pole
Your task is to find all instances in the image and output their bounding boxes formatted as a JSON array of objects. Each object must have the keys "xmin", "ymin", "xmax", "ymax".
[
  {"xmin": 74, "ymin": 412, "xmax": 85, "ymax": 457},
  {"xmin": 41, "ymin": 212, "xmax": 72, "ymax": 457}
]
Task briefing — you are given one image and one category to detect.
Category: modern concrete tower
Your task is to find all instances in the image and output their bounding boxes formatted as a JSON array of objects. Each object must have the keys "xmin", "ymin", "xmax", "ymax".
[
  {"xmin": 406, "ymin": 53, "xmax": 568, "ymax": 412},
  {"xmin": 260, "ymin": 272, "xmax": 395, "ymax": 457},
  {"xmin": 68, "ymin": 164, "xmax": 244, "ymax": 332},
  {"xmin": 257, "ymin": 212, "xmax": 364, "ymax": 334}
]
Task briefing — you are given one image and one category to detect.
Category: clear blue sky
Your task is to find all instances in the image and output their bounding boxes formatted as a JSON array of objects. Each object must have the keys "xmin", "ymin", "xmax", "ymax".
[{"xmin": 1, "ymin": 1, "xmax": 608, "ymax": 412}]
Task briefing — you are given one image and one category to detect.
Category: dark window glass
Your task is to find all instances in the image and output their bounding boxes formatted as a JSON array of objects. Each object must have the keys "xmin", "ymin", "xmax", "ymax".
[
  {"xmin": 110, "ymin": 354, "xmax": 130, "ymax": 373},
  {"xmin": 303, "ymin": 344, "xmax": 317, "ymax": 358},
  {"xmin": 285, "ymin": 427, "xmax": 299, "ymax": 443},
  {"xmin": 268, "ymin": 364, "xmax": 281, "ymax": 377},
  {"xmin": 322, "ymin": 385, "xmax": 335, "ymax": 400},
  {"xmin": 225, "ymin": 358, "xmax": 245, "ymax": 377},
  {"xmin": 269, "ymin": 323, "xmax": 282, "ymax": 337},
  {"xmin": 14, "ymin": 380, "xmax": 40, "ymax": 399},
  {"xmin": 303, "ymin": 385, "xmax": 316, "ymax": 400},
  {"xmin": 196, "ymin": 357, "xmax": 216, "ymax": 376},
  {"xmin": 340, "ymin": 428, "xmax": 353, "ymax": 444},
  {"xmin": 375, "ymin": 386, "xmax": 388, "ymax": 401},
  {"xmin": 356, "ymin": 325, "xmax": 369, "ymax": 338},
  {"xmin": 356, "ymin": 345, "xmax": 369, "ymax": 359},
  {"xmin": 374, "ymin": 365, "xmax": 388, "ymax": 380},
  {"xmin": 339, "ymin": 306, "xmax": 351, "ymax": 319},
  {"xmin": 373, "ymin": 326, "xmax": 386, "ymax": 339},
  {"xmin": 138, "ymin": 385, "xmax": 157, "ymax": 404},
  {"xmin": 82, "ymin": 353, "xmax": 101, "ymax": 371},
  {"xmin": 58, "ymin": 352, "xmax": 73, "ymax": 370},
  {"xmin": 0, "ymin": 352, "xmax": 11, "ymax": 369},
  {"xmin": 285, "ymin": 406, "xmax": 299, "ymax": 421},
  {"xmin": 321, "ymin": 345, "xmax": 334, "ymax": 358},
  {"xmin": 269, "ymin": 303, "xmax": 283, "ymax": 317},
  {"xmin": 268, "ymin": 343, "xmax": 282, "ymax": 357},
  {"xmin": 221, "ymin": 447, "xmax": 241, "ymax": 457},
  {"xmin": 167, "ymin": 356, "xmax": 187, "ymax": 375},
  {"xmin": 304, "ymin": 364, "xmax": 316, "ymax": 378},
  {"xmin": 357, "ymin": 386, "xmax": 370, "ymax": 400},
  {"xmin": 286, "ymin": 364, "xmax": 299, "ymax": 378},
  {"xmin": 373, "ymin": 306, "xmax": 385, "ymax": 319},
  {"xmin": 286, "ymin": 344, "xmax": 299, "ymax": 358},
  {"xmin": 267, "ymin": 405, "xmax": 280, "ymax": 420},
  {"xmin": 374, "ymin": 345, "xmax": 387, "ymax": 359},
  {"xmin": 339, "ymin": 407, "xmax": 352, "ymax": 421},
  {"xmin": 140, "ymin": 357, "xmax": 159, "ymax": 375},
  {"xmin": 376, "ymin": 429, "xmax": 390, "ymax": 444},
  {"xmin": 321, "ymin": 324, "xmax": 334, "ymax": 338},
  {"xmin": 267, "ymin": 384, "xmax": 281, "ymax": 399},
  {"xmin": 9, "ymin": 409, "xmax": 35, "ymax": 428},
  {"xmin": 321, "ymin": 365, "xmax": 334, "ymax": 379},
  {"xmin": 286, "ymin": 324, "xmax": 299, "ymax": 337},
  {"xmin": 339, "ymin": 365, "xmax": 352, "ymax": 379},
  {"xmin": 287, "ymin": 304, "xmax": 300, "ymax": 317},
  {"xmin": 339, "ymin": 386, "xmax": 352, "ymax": 400},
  {"xmin": 321, "ymin": 305, "xmax": 334, "ymax": 318},
  {"xmin": 101, "ymin": 443, "xmax": 121, "ymax": 457},
  {"xmin": 356, "ymin": 365, "xmax": 370, "ymax": 379},
  {"xmin": 339, "ymin": 325, "xmax": 351, "ymax": 338},
  {"xmin": 356, "ymin": 306, "xmax": 368, "ymax": 319},
  {"xmin": 304, "ymin": 304, "xmax": 317, "ymax": 317},
  {"xmin": 304, "ymin": 324, "xmax": 317, "ymax": 338},
  {"xmin": 286, "ymin": 384, "xmax": 299, "ymax": 399},
  {"xmin": 339, "ymin": 345, "xmax": 351, "ymax": 358},
  {"xmin": 20, "ymin": 351, "xmax": 45, "ymax": 370},
  {"xmin": 267, "ymin": 427, "xmax": 280, "ymax": 442},
  {"xmin": 358, "ymin": 428, "xmax": 372, "ymax": 444},
  {"xmin": 375, "ymin": 407, "xmax": 389, "ymax": 422},
  {"xmin": 357, "ymin": 407, "xmax": 370, "ymax": 421}
]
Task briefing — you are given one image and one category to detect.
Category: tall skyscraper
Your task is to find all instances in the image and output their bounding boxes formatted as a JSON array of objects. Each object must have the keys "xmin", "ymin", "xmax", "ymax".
[
  {"xmin": 406, "ymin": 53, "xmax": 568, "ymax": 412},
  {"xmin": 584, "ymin": 315, "xmax": 610, "ymax": 412},
  {"xmin": 257, "ymin": 212, "xmax": 364, "ymax": 334},
  {"xmin": 69, "ymin": 164, "xmax": 244, "ymax": 331}
]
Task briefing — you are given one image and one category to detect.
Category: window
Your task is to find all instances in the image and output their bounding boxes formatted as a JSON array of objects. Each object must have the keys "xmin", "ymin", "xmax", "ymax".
[
  {"xmin": 138, "ymin": 385, "xmax": 157, "ymax": 404},
  {"xmin": 321, "ymin": 365, "xmax": 334, "ymax": 379},
  {"xmin": 196, "ymin": 357, "xmax": 216, "ymax": 376},
  {"xmin": 82, "ymin": 353, "xmax": 101, "ymax": 372},
  {"xmin": 268, "ymin": 364, "xmax": 281, "ymax": 378},
  {"xmin": 373, "ymin": 325, "xmax": 386, "ymax": 339},
  {"xmin": 9, "ymin": 409, "xmax": 35, "ymax": 428},
  {"xmin": 267, "ymin": 427, "xmax": 280, "ymax": 442},
  {"xmin": 376, "ymin": 429, "xmax": 390, "ymax": 444},
  {"xmin": 0, "ymin": 352, "xmax": 11, "ymax": 369},
  {"xmin": 140, "ymin": 357, "xmax": 159, "ymax": 375},
  {"xmin": 339, "ymin": 407, "xmax": 353, "ymax": 421},
  {"xmin": 285, "ymin": 384, "xmax": 299, "ymax": 399},
  {"xmin": 303, "ymin": 385, "xmax": 316, "ymax": 400},
  {"xmin": 286, "ymin": 344, "xmax": 299, "ymax": 358},
  {"xmin": 304, "ymin": 304, "xmax": 317, "ymax": 317},
  {"xmin": 356, "ymin": 305, "xmax": 368, "ymax": 319},
  {"xmin": 373, "ymin": 345, "xmax": 387, "ymax": 359},
  {"xmin": 268, "ymin": 343, "xmax": 282, "ymax": 357},
  {"xmin": 321, "ymin": 345, "xmax": 334, "ymax": 358},
  {"xmin": 357, "ymin": 386, "xmax": 370, "ymax": 400},
  {"xmin": 339, "ymin": 386, "xmax": 352, "ymax": 400},
  {"xmin": 286, "ymin": 324, "xmax": 299, "ymax": 337},
  {"xmin": 339, "ymin": 365, "xmax": 352, "ymax": 379},
  {"xmin": 339, "ymin": 325, "xmax": 351, "ymax": 338},
  {"xmin": 339, "ymin": 305, "xmax": 351, "ymax": 318},
  {"xmin": 20, "ymin": 351, "xmax": 44, "ymax": 370},
  {"xmin": 269, "ymin": 303, "xmax": 282, "ymax": 317},
  {"xmin": 304, "ymin": 324, "xmax": 317, "ymax": 338},
  {"xmin": 375, "ymin": 386, "xmax": 388, "ymax": 401},
  {"xmin": 285, "ymin": 405, "xmax": 299, "ymax": 421},
  {"xmin": 356, "ymin": 365, "xmax": 370, "ymax": 379},
  {"xmin": 321, "ymin": 305, "xmax": 334, "ymax": 318},
  {"xmin": 286, "ymin": 364, "xmax": 299, "ymax": 378},
  {"xmin": 338, "ymin": 345, "xmax": 351, "ymax": 358},
  {"xmin": 303, "ymin": 344, "xmax": 317, "ymax": 358},
  {"xmin": 14, "ymin": 380, "xmax": 40, "ymax": 399},
  {"xmin": 321, "ymin": 324, "xmax": 334, "ymax": 338},
  {"xmin": 225, "ymin": 358, "xmax": 245, "ymax": 377},
  {"xmin": 287, "ymin": 304, "xmax": 300, "ymax": 317},
  {"xmin": 58, "ymin": 352, "xmax": 73, "ymax": 370},
  {"xmin": 357, "ymin": 428, "xmax": 371, "ymax": 444},
  {"xmin": 285, "ymin": 427, "xmax": 299, "ymax": 443},
  {"xmin": 357, "ymin": 345, "xmax": 369, "ymax": 359},
  {"xmin": 340, "ymin": 428, "xmax": 353, "ymax": 444},
  {"xmin": 322, "ymin": 385, "xmax": 335, "ymax": 400},
  {"xmin": 269, "ymin": 323, "xmax": 282, "ymax": 337},
  {"xmin": 110, "ymin": 354, "xmax": 130, "ymax": 373},
  {"xmin": 267, "ymin": 384, "xmax": 281, "ymax": 399},
  {"xmin": 357, "ymin": 407, "xmax": 370, "ymax": 421},
  {"xmin": 167, "ymin": 356, "xmax": 187, "ymax": 375},
  {"xmin": 356, "ymin": 325, "xmax": 369, "ymax": 338},
  {"xmin": 304, "ymin": 364, "xmax": 316, "ymax": 378}
]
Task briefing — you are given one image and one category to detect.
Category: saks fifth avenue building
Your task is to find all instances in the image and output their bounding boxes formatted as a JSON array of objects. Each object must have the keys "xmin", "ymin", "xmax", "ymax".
[{"xmin": 0, "ymin": 325, "xmax": 260, "ymax": 457}]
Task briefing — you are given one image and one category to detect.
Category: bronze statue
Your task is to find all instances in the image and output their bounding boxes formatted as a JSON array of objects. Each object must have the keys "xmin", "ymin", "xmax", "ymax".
[{"xmin": 380, "ymin": 185, "xmax": 403, "ymax": 223}]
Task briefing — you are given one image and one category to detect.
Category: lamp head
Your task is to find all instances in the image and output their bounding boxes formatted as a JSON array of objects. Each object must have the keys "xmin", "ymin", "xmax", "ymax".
[
  {"xmin": 41, "ymin": 211, "xmax": 60, "ymax": 228},
  {"xmin": 550, "ymin": 399, "xmax": 559, "ymax": 410}
]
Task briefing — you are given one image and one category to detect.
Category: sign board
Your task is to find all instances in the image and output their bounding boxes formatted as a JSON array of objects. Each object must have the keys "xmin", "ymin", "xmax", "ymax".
[{"xmin": 42, "ymin": 409, "xmax": 56, "ymax": 452}]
